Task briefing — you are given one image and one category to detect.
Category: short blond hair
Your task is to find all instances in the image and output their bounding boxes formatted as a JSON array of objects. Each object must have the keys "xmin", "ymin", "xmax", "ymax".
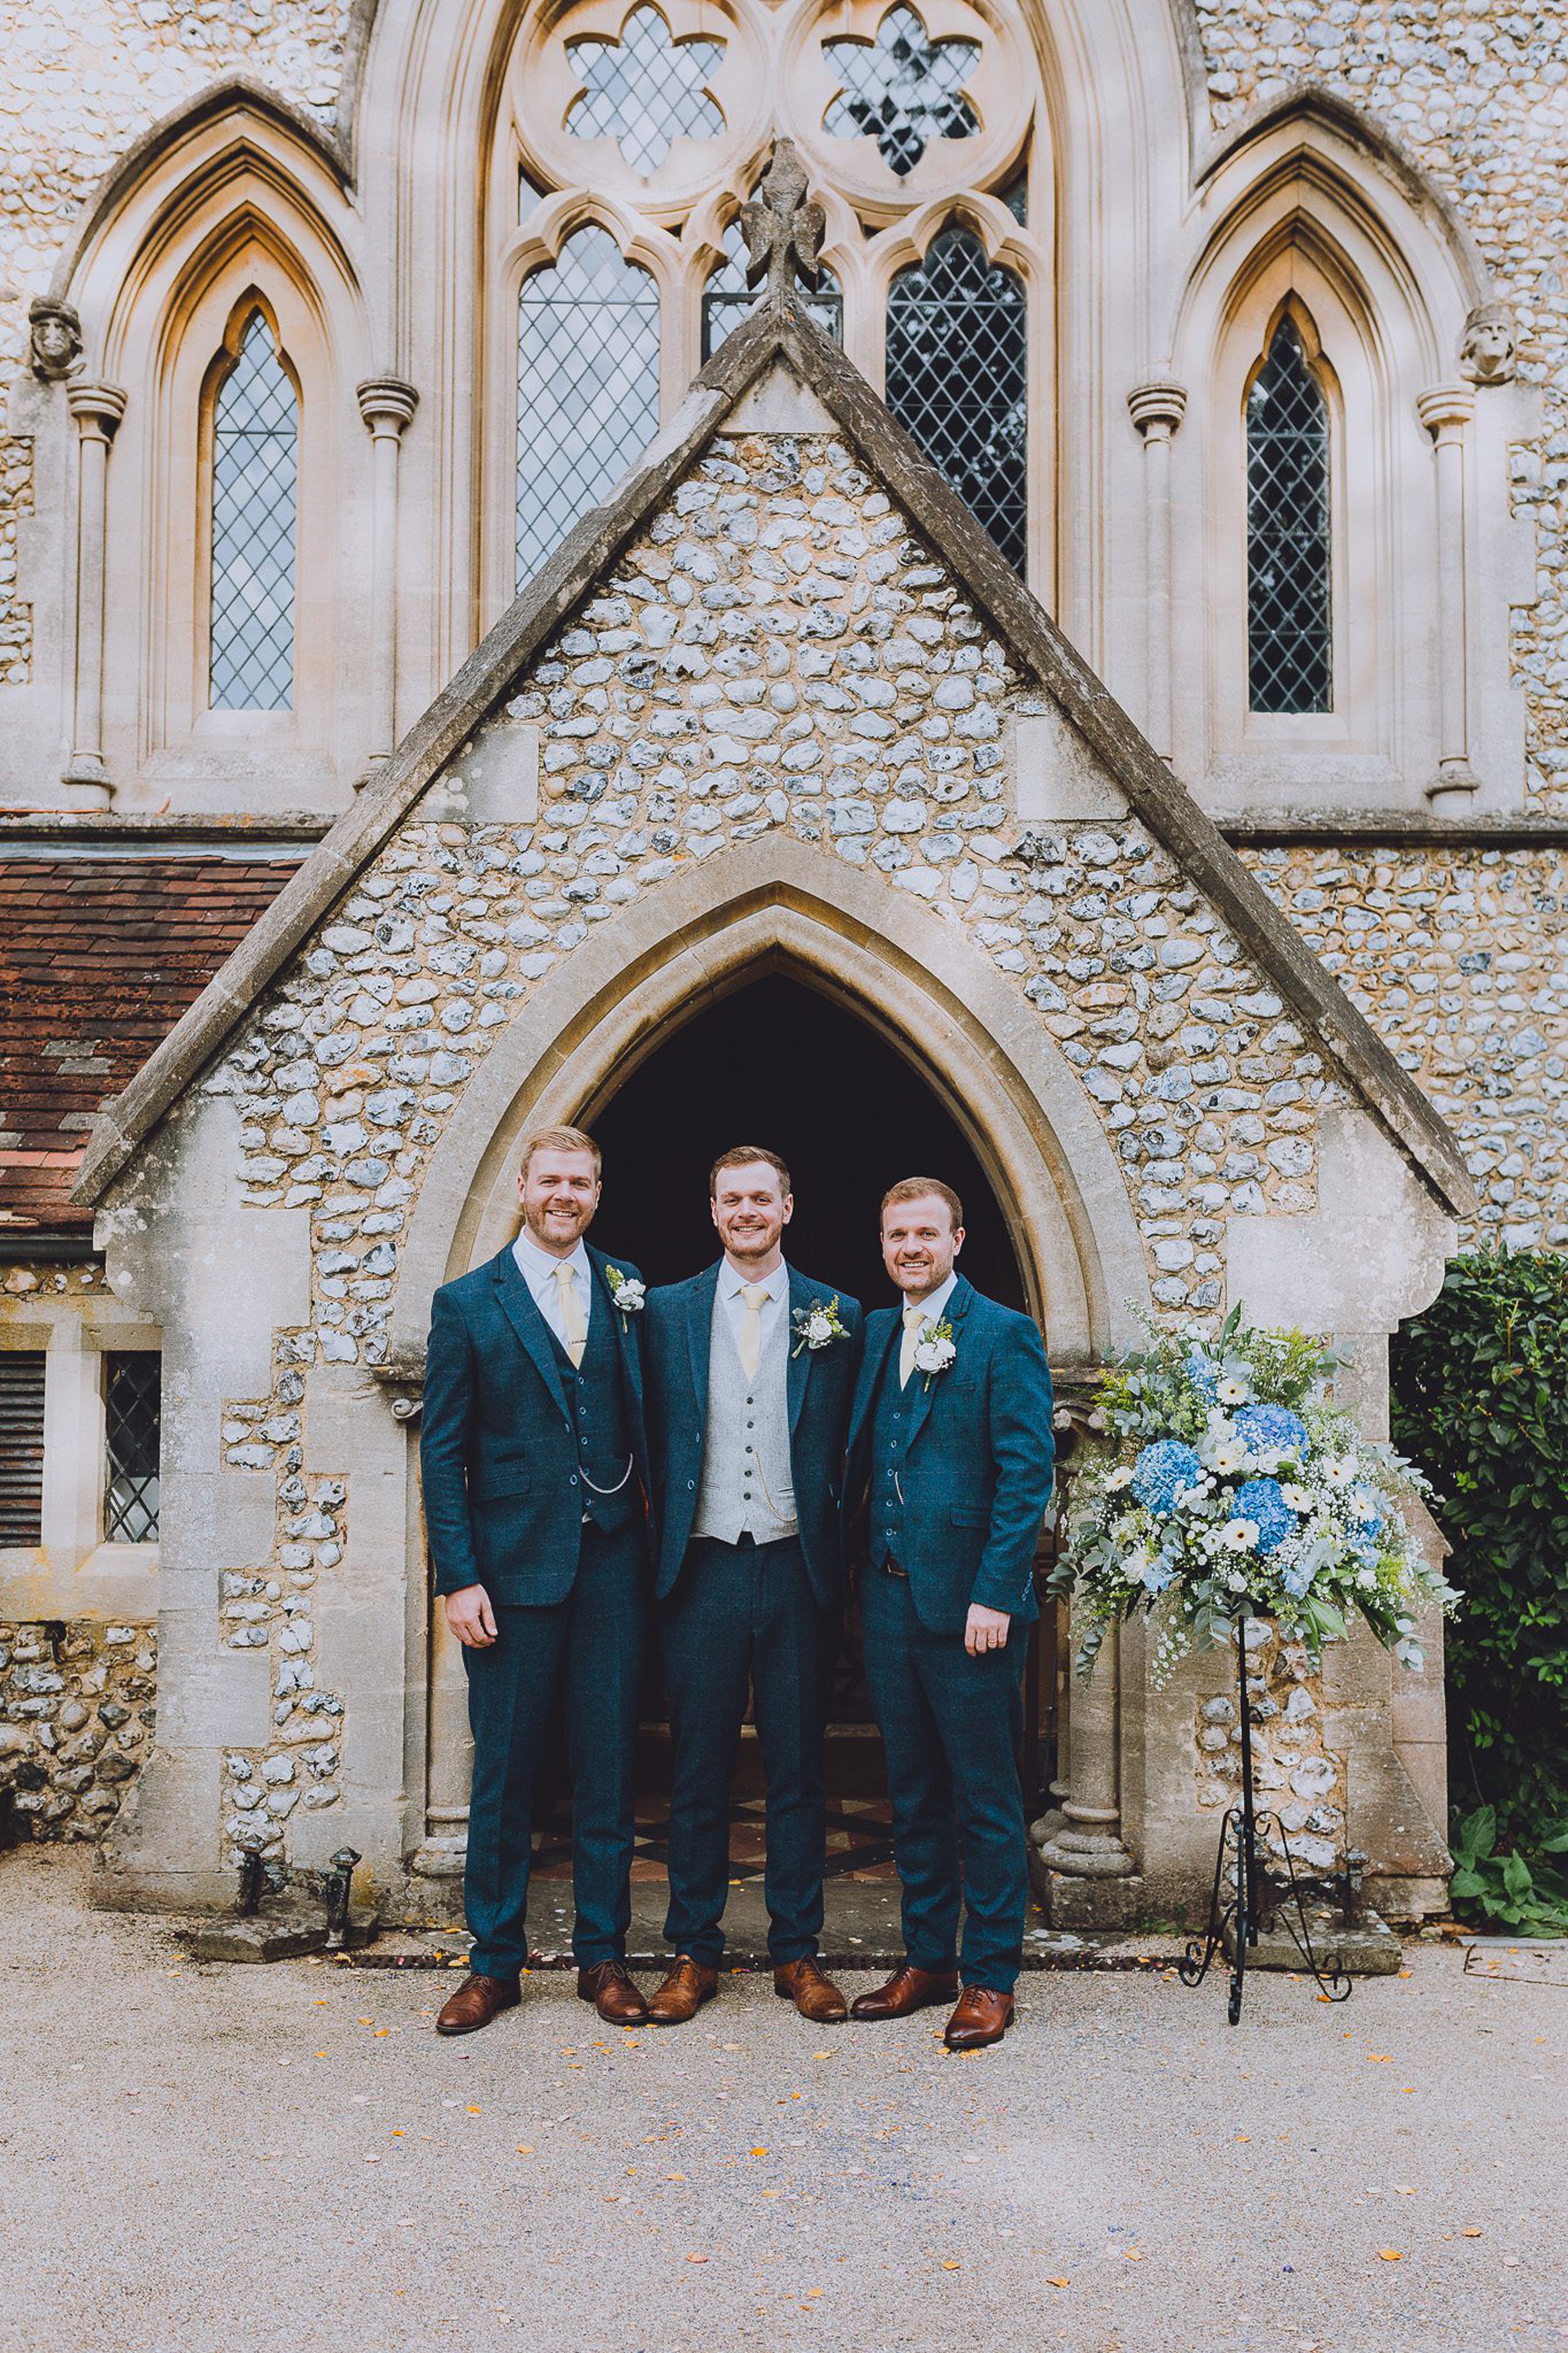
[
  {"xmin": 881, "ymin": 1176, "xmax": 964, "ymax": 1231},
  {"xmin": 710, "ymin": 1144, "xmax": 791, "ymax": 1198},
  {"xmin": 519, "ymin": 1124, "xmax": 602, "ymax": 1181}
]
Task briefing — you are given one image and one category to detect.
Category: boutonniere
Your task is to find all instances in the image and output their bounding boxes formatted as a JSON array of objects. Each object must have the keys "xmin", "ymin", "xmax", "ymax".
[
  {"xmin": 914, "ymin": 1318, "xmax": 957, "ymax": 1390},
  {"xmin": 605, "ymin": 1266, "xmax": 645, "ymax": 1330},
  {"xmin": 791, "ymin": 1294, "xmax": 849, "ymax": 1357}
]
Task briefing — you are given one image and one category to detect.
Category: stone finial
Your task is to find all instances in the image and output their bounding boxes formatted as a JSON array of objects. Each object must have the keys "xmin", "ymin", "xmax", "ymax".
[
  {"xmin": 1459, "ymin": 301, "xmax": 1516, "ymax": 386},
  {"xmin": 29, "ymin": 297, "xmax": 83, "ymax": 383},
  {"xmin": 737, "ymin": 137, "xmax": 826, "ymax": 304}
]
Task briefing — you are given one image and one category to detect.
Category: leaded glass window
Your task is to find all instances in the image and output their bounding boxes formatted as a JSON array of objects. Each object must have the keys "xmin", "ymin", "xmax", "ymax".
[
  {"xmin": 885, "ymin": 224, "xmax": 1027, "ymax": 570},
  {"xmin": 565, "ymin": 5, "xmax": 725, "ymax": 173},
  {"xmin": 516, "ymin": 226, "xmax": 661, "ymax": 586},
  {"xmin": 103, "ymin": 1353, "xmax": 160, "ymax": 1544},
  {"xmin": 1247, "ymin": 319, "xmax": 1332, "ymax": 714},
  {"xmin": 701, "ymin": 219, "xmax": 843, "ymax": 361},
  {"xmin": 823, "ymin": 2, "xmax": 979, "ymax": 177},
  {"xmin": 209, "ymin": 312, "xmax": 297, "ymax": 711}
]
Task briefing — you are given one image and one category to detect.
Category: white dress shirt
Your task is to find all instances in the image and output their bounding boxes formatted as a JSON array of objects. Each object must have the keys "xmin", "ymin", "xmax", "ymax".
[
  {"xmin": 901, "ymin": 1268, "xmax": 957, "ymax": 1336},
  {"xmin": 719, "ymin": 1258, "xmax": 789, "ymax": 1353},
  {"xmin": 513, "ymin": 1227, "xmax": 593, "ymax": 1348}
]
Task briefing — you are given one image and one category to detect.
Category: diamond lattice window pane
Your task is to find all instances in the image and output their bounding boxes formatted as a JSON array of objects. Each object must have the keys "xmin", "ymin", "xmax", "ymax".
[
  {"xmin": 209, "ymin": 312, "xmax": 296, "ymax": 711},
  {"xmin": 1247, "ymin": 318, "xmax": 1332, "ymax": 714},
  {"xmin": 885, "ymin": 225, "xmax": 1027, "ymax": 571},
  {"xmin": 701, "ymin": 218, "xmax": 842, "ymax": 360},
  {"xmin": 103, "ymin": 1352, "xmax": 160, "ymax": 1544},
  {"xmin": 517, "ymin": 226, "xmax": 662, "ymax": 586},
  {"xmin": 566, "ymin": 5, "xmax": 725, "ymax": 173},
  {"xmin": 823, "ymin": 2, "xmax": 979, "ymax": 177}
]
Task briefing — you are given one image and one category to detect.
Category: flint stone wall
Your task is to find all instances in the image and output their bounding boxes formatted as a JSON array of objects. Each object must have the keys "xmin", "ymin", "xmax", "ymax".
[{"xmin": 0, "ymin": 1618, "xmax": 156, "ymax": 1838}]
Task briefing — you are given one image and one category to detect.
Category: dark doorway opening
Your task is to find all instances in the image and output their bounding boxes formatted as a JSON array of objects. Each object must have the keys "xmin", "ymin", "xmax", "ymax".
[{"xmin": 589, "ymin": 972, "xmax": 1028, "ymax": 1312}]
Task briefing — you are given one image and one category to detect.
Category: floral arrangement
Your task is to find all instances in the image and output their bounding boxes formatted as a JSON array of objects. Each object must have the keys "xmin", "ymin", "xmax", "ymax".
[
  {"xmin": 604, "ymin": 1266, "xmax": 645, "ymax": 1326},
  {"xmin": 912, "ymin": 1315, "xmax": 956, "ymax": 1387},
  {"xmin": 1053, "ymin": 1309, "xmax": 1457, "ymax": 1683},
  {"xmin": 792, "ymin": 1294, "xmax": 850, "ymax": 1355}
]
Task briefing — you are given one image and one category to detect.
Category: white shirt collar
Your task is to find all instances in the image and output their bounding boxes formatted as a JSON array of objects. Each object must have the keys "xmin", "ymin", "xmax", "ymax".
[
  {"xmin": 903, "ymin": 1269, "xmax": 957, "ymax": 1326},
  {"xmin": 722, "ymin": 1258, "xmax": 789, "ymax": 1303},
  {"xmin": 514, "ymin": 1227, "xmax": 590, "ymax": 1291}
]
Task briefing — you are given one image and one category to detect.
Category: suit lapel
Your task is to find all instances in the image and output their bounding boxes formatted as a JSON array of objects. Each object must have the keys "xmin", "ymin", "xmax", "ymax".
[
  {"xmin": 491, "ymin": 1244, "xmax": 570, "ymax": 1420},
  {"xmin": 848, "ymin": 1307, "xmax": 901, "ymax": 1461},
  {"xmin": 786, "ymin": 1267, "xmax": 818, "ymax": 1436},
  {"xmin": 686, "ymin": 1263, "xmax": 721, "ymax": 1423},
  {"xmin": 903, "ymin": 1275, "xmax": 974, "ymax": 1453},
  {"xmin": 589, "ymin": 1245, "xmax": 642, "ymax": 1419}
]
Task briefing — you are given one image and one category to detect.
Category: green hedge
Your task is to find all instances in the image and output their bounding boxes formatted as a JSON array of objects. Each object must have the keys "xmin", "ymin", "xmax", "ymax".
[{"xmin": 1390, "ymin": 1248, "xmax": 1568, "ymax": 1847}]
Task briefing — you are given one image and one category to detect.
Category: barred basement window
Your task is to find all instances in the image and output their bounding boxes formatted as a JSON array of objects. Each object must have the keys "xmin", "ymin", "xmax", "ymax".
[
  {"xmin": 701, "ymin": 219, "xmax": 842, "ymax": 361},
  {"xmin": 1247, "ymin": 318, "xmax": 1332, "ymax": 714},
  {"xmin": 103, "ymin": 1353, "xmax": 160, "ymax": 1544},
  {"xmin": 0, "ymin": 1352, "xmax": 45, "ymax": 1546},
  {"xmin": 517, "ymin": 226, "xmax": 661, "ymax": 587},
  {"xmin": 209, "ymin": 311, "xmax": 297, "ymax": 711},
  {"xmin": 885, "ymin": 223, "xmax": 1027, "ymax": 571}
]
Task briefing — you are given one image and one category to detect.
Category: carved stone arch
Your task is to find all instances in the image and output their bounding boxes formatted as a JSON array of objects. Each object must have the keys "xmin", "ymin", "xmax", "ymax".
[{"xmin": 389, "ymin": 837, "xmax": 1151, "ymax": 1372}]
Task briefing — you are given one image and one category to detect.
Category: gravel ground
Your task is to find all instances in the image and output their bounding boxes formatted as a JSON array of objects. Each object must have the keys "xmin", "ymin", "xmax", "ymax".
[{"xmin": 1, "ymin": 1848, "xmax": 1563, "ymax": 2353}]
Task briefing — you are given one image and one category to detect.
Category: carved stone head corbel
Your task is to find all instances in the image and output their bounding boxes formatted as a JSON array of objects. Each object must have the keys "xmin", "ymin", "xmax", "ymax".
[
  {"xmin": 29, "ymin": 298, "xmax": 83, "ymax": 382},
  {"xmin": 1459, "ymin": 301, "xmax": 1516, "ymax": 386}
]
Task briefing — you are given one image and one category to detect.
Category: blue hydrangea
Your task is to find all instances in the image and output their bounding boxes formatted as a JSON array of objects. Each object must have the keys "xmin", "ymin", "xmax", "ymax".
[
  {"xmin": 1234, "ymin": 1403, "xmax": 1309, "ymax": 1463},
  {"xmin": 1281, "ymin": 1560, "xmax": 1314, "ymax": 1599},
  {"xmin": 1185, "ymin": 1350, "xmax": 1219, "ymax": 1402},
  {"xmin": 1131, "ymin": 1439, "xmax": 1204, "ymax": 1513},
  {"xmin": 1234, "ymin": 1476, "xmax": 1297, "ymax": 1554}
]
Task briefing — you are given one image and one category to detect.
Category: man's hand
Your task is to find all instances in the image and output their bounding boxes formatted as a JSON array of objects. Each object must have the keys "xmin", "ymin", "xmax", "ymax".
[
  {"xmin": 964, "ymin": 1603, "xmax": 1011, "ymax": 1657},
  {"xmin": 444, "ymin": 1584, "xmax": 498, "ymax": 1648}
]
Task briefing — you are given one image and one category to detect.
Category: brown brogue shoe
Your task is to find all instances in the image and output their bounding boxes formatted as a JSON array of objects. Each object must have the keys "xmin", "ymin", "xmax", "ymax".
[
  {"xmin": 435, "ymin": 1972, "xmax": 520, "ymax": 2036},
  {"xmin": 849, "ymin": 1962, "xmax": 959, "ymax": 2023},
  {"xmin": 943, "ymin": 1986, "xmax": 1015, "ymax": 2051},
  {"xmin": 645, "ymin": 1955, "xmax": 718, "ymax": 2026},
  {"xmin": 773, "ymin": 1956, "xmax": 848, "ymax": 2024},
  {"xmin": 577, "ymin": 1959, "xmax": 649, "ymax": 2026}
]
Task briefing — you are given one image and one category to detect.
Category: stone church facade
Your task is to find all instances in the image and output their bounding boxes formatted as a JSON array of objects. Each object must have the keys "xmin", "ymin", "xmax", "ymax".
[{"xmin": 1, "ymin": 0, "xmax": 1563, "ymax": 1920}]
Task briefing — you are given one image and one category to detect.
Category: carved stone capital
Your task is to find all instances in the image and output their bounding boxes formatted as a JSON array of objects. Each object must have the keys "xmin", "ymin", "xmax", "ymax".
[
  {"xmin": 1126, "ymin": 378, "xmax": 1187, "ymax": 439},
  {"xmin": 356, "ymin": 376, "xmax": 420, "ymax": 435},
  {"xmin": 66, "ymin": 381, "xmax": 128, "ymax": 439},
  {"xmin": 1416, "ymin": 382, "xmax": 1475, "ymax": 440}
]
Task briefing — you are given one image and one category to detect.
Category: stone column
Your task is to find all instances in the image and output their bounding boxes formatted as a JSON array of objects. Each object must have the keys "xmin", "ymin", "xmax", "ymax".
[
  {"xmin": 1416, "ymin": 382, "xmax": 1479, "ymax": 811},
  {"xmin": 355, "ymin": 377, "xmax": 419, "ymax": 779},
  {"xmin": 1035, "ymin": 1602, "xmax": 1139, "ymax": 1926},
  {"xmin": 416, "ymin": 1608, "xmax": 472, "ymax": 1879},
  {"xmin": 63, "ymin": 381, "xmax": 126, "ymax": 802},
  {"xmin": 1126, "ymin": 379, "xmax": 1187, "ymax": 763}
]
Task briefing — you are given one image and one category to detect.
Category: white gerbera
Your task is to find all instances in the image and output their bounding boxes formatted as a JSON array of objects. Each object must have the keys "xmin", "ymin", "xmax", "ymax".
[{"xmin": 1219, "ymin": 1517, "xmax": 1260, "ymax": 1551}]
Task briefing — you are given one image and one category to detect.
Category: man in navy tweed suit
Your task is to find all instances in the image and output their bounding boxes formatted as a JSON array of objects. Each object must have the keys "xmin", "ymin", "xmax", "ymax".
[
  {"xmin": 845, "ymin": 1177, "xmax": 1055, "ymax": 2049},
  {"xmin": 420, "ymin": 1126, "xmax": 653, "ymax": 2034}
]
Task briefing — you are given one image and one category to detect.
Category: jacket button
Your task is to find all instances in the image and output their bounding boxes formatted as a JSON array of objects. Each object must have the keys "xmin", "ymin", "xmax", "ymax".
[{"xmin": 570, "ymin": 1474, "xmax": 579, "ymax": 1486}]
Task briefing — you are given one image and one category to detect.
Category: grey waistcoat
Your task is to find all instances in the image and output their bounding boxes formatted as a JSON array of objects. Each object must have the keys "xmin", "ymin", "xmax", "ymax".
[{"xmin": 691, "ymin": 1285, "xmax": 797, "ymax": 1545}]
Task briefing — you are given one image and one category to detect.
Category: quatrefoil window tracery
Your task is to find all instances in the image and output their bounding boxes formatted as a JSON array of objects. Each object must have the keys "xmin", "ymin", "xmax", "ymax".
[
  {"xmin": 564, "ymin": 4, "xmax": 727, "ymax": 174},
  {"xmin": 822, "ymin": 2, "xmax": 980, "ymax": 177}
]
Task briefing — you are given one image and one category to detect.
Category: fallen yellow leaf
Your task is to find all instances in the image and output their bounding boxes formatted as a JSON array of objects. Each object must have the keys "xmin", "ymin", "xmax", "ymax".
[
  {"xmin": 1377, "ymin": 2248, "xmax": 1403, "ymax": 2262},
  {"xmin": 942, "ymin": 2260, "xmax": 961, "ymax": 2271},
  {"xmin": 1461, "ymin": 2228, "xmax": 1483, "ymax": 2239},
  {"xmin": 1046, "ymin": 2276, "xmax": 1070, "ymax": 2290}
]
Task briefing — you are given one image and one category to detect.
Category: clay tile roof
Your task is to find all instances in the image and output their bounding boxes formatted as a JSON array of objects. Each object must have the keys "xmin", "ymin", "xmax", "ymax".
[{"xmin": 0, "ymin": 853, "xmax": 300, "ymax": 1238}]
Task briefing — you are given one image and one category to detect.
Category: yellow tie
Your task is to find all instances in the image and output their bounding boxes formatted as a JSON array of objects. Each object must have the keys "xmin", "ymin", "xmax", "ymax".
[
  {"xmin": 900, "ymin": 1302, "xmax": 928, "ymax": 1390},
  {"xmin": 554, "ymin": 1262, "xmax": 586, "ymax": 1368},
  {"xmin": 739, "ymin": 1283, "xmax": 769, "ymax": 1381}
]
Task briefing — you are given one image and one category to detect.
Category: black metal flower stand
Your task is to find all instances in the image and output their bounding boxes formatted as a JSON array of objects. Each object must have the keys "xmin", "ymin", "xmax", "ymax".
[{"xmin": 1178, "ymin": 1611, "xmax": 1353, "ymax": 2023}]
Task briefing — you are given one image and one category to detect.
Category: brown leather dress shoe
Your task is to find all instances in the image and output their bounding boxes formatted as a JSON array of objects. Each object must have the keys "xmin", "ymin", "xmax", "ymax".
[
  {"xmin": 850, "ymin": 1962, "xmax": 959, "ymax": 2022},
  {"xmin": 577, "ymin": 1959, "xmax": 649, "ymax": 2025},
  {"xmin": 943, "ymin": 1986, "xmax": 1016, "ymax": 2050},
  {"xmin": 773, "ymin": 1956, "xmax": 848, "ymax": 2023},
  {"xmin": 645, "ymin": 1955, "xmax": 719, "ymax": 2025},
  {"xmin": 435, "ymin": 1972, "xmax": 520, "ymax": 2036}
]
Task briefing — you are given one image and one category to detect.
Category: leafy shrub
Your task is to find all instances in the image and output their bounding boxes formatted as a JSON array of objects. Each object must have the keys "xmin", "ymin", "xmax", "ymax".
[
  {"xmin": 1390, "ymin": 1248, "xmax": 1568, "ymax": 1873},
  {"xmin": 1448, "ymin": 1806, "xmax": 1568, "ymax": 1937}
]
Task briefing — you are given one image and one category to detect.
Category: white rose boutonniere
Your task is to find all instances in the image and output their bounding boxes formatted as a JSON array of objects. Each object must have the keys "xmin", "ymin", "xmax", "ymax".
[
  {"xmin": 605, "ymin": 1266, "xmax": 645, "ymax": 1330},
  {"xmin": 791, "ymin": 1294, "xmax": 849, "ymax": 1357},
  {"xmin": 914, "ymin": 1318, "xmax": 957, "ymax": 1389}
]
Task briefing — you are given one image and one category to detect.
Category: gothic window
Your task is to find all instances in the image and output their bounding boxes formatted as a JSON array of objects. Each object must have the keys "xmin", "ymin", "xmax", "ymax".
[
  {"xmin": 565, "ymin": 5, "xmax": 725, "ymax": 172},
  {"xmin": 517, "ymin": 225, "xmax": 661, "ymax": 584},
  {"xmin": 1246, "ymin": 318, "xmax": 1332, "ymax": 714},
  {"xmin": 701, "ymin": 219, "xmax": 843, "ymax": 360},
  {"xmin": 207, "ymin": 311, "xmax": 297, "ymax": 712},
  {"xmin": 823, "ymin": 2, "xmax": 979, "ymax": 177},
  {"xmin": 885, "ymin": 222, "xmax": 1027, "ymax": 570},
  {"xmin": 103, "ymin": 1353, "xmax": 161, "ymax": 1544}
]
